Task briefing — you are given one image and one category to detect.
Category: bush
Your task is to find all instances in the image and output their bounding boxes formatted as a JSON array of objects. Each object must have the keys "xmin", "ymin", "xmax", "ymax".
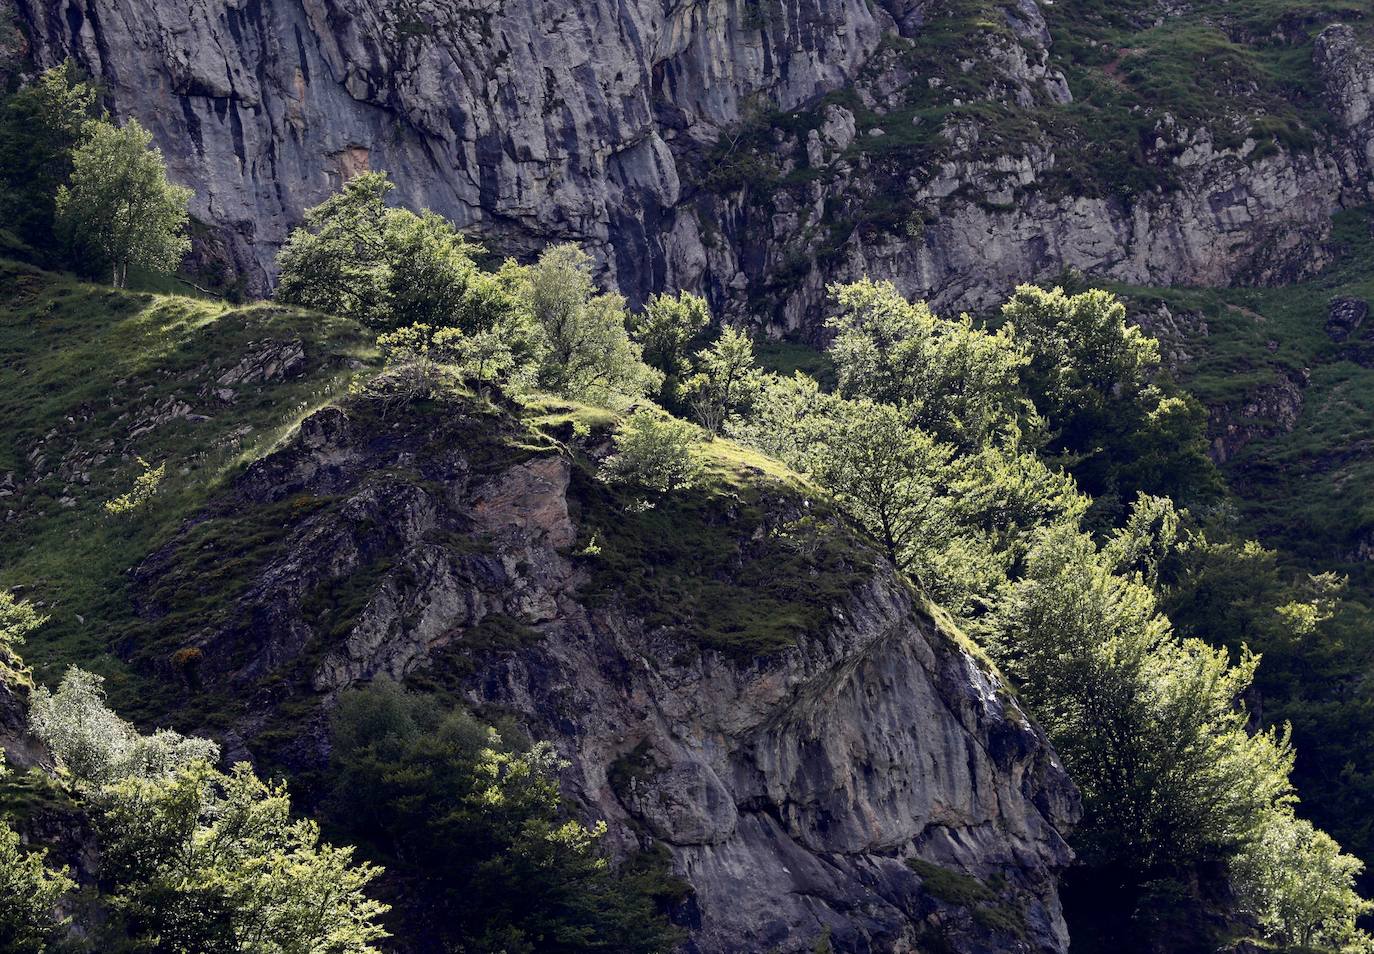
[
  {"xmin": 599, "ymin": 408, "xmax": 704, "ymax": 493},
  {"xmin": 28, "ymin": 667, "xmax": 219, "ymax": 787},
  {"xmin": 0, "ymin": 590, "xmax": 46, "ymax": 687}
]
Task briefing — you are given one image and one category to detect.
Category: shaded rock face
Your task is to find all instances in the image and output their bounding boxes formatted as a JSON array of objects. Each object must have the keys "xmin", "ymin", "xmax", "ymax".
[
  {"xmin": 132, "ymin": 396, "xmax": 1078, "ymax": 953},
  {"xmin": 1316, "ymin": 24, "xmax": 1374, "ymax": 190},
  {"xmin": 5, "ymin": 0, "xmax": 886, "ymax": 299},
  {"xmin": 5, "ymin": 0, "xmax": 1371, "ymax": 330},
  {"xmin": 1207, "ymin": 371, "xmax": 1308, "ymax": 465},
  {"xmin": 1326, "ymin": 296, "xmax": 1369, "ymax": 341},
  {"xmin": 0, "ymin": 678, "xmax": 41, "ymax": 769}
]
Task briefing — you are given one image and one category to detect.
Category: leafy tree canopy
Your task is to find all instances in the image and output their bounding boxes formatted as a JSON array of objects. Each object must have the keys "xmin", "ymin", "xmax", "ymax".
[{"xmin": 55, "ymin": 117, "xmax": 191, "ymax": 287}]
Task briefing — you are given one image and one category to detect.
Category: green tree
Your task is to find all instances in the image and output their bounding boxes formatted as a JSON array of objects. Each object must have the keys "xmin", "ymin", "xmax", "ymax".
[
  {"xmin": 1232, "ymin": 810, "xmax": 1372, "ymax": 950},
  {"xmin": 1000, "ymin": 284, "xmax": 1217, "ymax": 513},
  {"xmin": 683, "ymin": 326, "xmax": 765, "ymax": 435},
  {"xmin": 727, "ymin": 371, "xmax": 832, "ymax": 468},
  {"xmin": 97, "ymin": 761, "xmax": 389, "ymax": 954},
  {"xmin": 806, "ymin": 399, "xmax": 957, "ymax": 576},
  {"xmin": 276, "ymin": 173, "xmax": 523, "ymax": 334},
  {"xmin": 522, "ymin": 245, "xmax": 662, "ymax": 404},
  {"xmin": 599, "ymin": 407, "xmax": 704, "ymax": 493},
  {"xmin": 0, "ymin": 754, "xmax": 74, "ymax": 954},
  {"xmin": 0, "ymin": 590, "xmax": 46, "ymax": 686},
  {"xmin": 55, "ymin": 118, "xmax": 191, "ymax": 287},
  {"xmin": 29, "ymin": 667, "xmax": 219, "ymax": 788},
  {"xmin": 989, "ymin": 524, "xmax": 1296, "ymax": 878},
  {"xmin": 631, "ymin": 291, "xmax": 711, "ymax": 402},
  {"xmin": 327, "ymin": 682, "xmax": 684, "ymax": 953},
  {"xmin": 0, "ymin": 62, "xmax": 98, "ymax": 251},
  {"xmin": 827, "ymin": 279, "xmax": 1026, "ymax": 450},
  {"xmin": 1104, "ymin": 493, "xmax": 1181, "ymax": 588},
  {"xmin": 275, "ymin": 172, "xmax": 392, "ymax": 322}
]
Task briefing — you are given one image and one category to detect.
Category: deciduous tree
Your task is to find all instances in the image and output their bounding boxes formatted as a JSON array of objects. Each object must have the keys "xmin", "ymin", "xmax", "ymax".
[{"xmin": 55, "ymin": 118, "xmax": 191, "ymax": 287}]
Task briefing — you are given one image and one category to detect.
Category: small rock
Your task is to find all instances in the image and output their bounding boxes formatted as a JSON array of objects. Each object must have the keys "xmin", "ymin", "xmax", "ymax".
[{"xmin": 1326, "ymin": 297, "xmax": 1368, "ymax": 341}]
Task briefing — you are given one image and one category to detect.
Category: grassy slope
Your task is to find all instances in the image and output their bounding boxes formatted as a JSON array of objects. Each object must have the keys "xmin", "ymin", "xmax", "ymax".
[
  {"xmin": 1107, "ymin": 208, "xmax": 1374, "ymax": 567},
  {"xmin": 0, "ymin": 259, "xmax": 374, "ymax": 717}
]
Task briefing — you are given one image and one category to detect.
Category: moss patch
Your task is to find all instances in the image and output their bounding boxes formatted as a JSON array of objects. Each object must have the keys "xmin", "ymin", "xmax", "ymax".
[
  {"xmin": 907, "ymin": 858, "xmax": 1025, "ymax": 939},
  {"xmin": 568, "ymin": 433, "xmax": 871, "ymax": 658}
]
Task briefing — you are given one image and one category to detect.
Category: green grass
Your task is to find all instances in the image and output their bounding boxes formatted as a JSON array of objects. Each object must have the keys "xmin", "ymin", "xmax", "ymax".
[
  {"xmin": 755, "ymin": 340, "xmax": 837, "ymax": 387},
  {"xmin": 524, "ymin": 396, "xmax": 876, "ymax": 657},
  {"xmin": 1099, "ymin": 208, "xmax": 1374, "ymax": 561},
  {"xmin": 0, "ymin": 259, "xmax": 375, "ymax": 719},
  {"xmin": 906, "ymin": 858, "xmax": 1026, "ymax": 938}
]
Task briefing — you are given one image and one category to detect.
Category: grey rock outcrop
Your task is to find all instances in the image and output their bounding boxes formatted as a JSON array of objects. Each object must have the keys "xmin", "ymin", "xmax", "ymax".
[
  {"xmin": 5, "ymin": 0, "xmax": 1371, "ymax": 332},
  {"xmin": 1316, "ymin": 24, "xmax": 1374, "ymax": 193},
  {"xmin": 1327, "ymin": 296, "xmax": 1369, "ymax": 341},
  {"xmin": 131, "ymin": 394, "xmax": 1079, "ymax": 953},
  {"xmin": 1208, "ymin": 370, "xmax": 1308, "ymax": 465}
]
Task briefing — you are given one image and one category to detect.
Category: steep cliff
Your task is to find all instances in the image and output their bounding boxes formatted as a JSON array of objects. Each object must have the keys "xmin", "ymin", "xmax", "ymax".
[
  {"xmin": 4, "ymin": 0, "xmax": 1370, "ymax": 330},
  {"xmin": 128, "ymin": 392, "xmax": 1079, "ymax": 953}
]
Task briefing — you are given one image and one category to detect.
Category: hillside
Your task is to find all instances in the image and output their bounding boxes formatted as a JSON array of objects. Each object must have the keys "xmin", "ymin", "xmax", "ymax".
[
  {"xmin": 0, "ymin": 260, "xmax": 1078, "ymax": 953},
  {"xmin": 1114, "ymin": 208, "xmax": 1374, "ymax": 884}
]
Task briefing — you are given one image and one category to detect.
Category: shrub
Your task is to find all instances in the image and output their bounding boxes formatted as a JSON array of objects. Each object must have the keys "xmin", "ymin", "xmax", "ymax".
[{"xmin": 599, "ymin": 408, "xmax": 704, "ymax": 493}]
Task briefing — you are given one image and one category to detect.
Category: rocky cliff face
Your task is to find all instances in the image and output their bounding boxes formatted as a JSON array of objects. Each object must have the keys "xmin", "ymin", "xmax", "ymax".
[
  {"xmin": 128, "ymin": 393, "xmax": 1078, "ymax": 953},
  {"xmin": 4, "ymin": 0, "xmax": 1371, "ymax": 330}
]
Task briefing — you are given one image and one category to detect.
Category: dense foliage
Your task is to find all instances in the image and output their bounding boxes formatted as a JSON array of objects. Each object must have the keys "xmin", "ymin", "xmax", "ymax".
[
  {"xmin": 0, "ymin": 755, "xmax": 73, "ymax": 954},
  {"xmin": 726, "ymin": 279, "xmax": 1371, "ymax": 948},
  {"xmin": 0, "ymin": 61, "xmax": 97, "ymax": 252},
  {"xmin": 286, "ymin": 176, "xmax": 661, "ymax": 406},
  {"xmin": 0, "ymin": 66, "xmax": 191, "ymax": 285},
  {"xmin": 7, "ymin": 662, "xmax": 391, "ymax": 953},
  {"xmin": 325, "ymin": 681, "xmax": 685, "ymax": 954}
]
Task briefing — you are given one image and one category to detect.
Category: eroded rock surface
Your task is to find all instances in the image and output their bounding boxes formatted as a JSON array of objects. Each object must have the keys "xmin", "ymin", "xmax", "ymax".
[{"xmin": 5, "ymin": 0, "xmax": 1371, "ymax": 330}]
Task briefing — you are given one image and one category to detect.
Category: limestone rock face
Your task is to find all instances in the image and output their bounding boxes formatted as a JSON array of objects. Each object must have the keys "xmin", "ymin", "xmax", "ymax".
[
  {"xmin": 5, "ymin": 0, "xmax": 1371, "ymax": 331},
  {"xmin": 131, "ymin": 396, "xmax": 1079, "ymax": 953},
  {"xmin": 5, "ymin": 0, "xmax": 885, "ymax": 297},
  {"xmin": 1316, "ymin": 24, "xmax": 1374, "ymax": 194}
]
